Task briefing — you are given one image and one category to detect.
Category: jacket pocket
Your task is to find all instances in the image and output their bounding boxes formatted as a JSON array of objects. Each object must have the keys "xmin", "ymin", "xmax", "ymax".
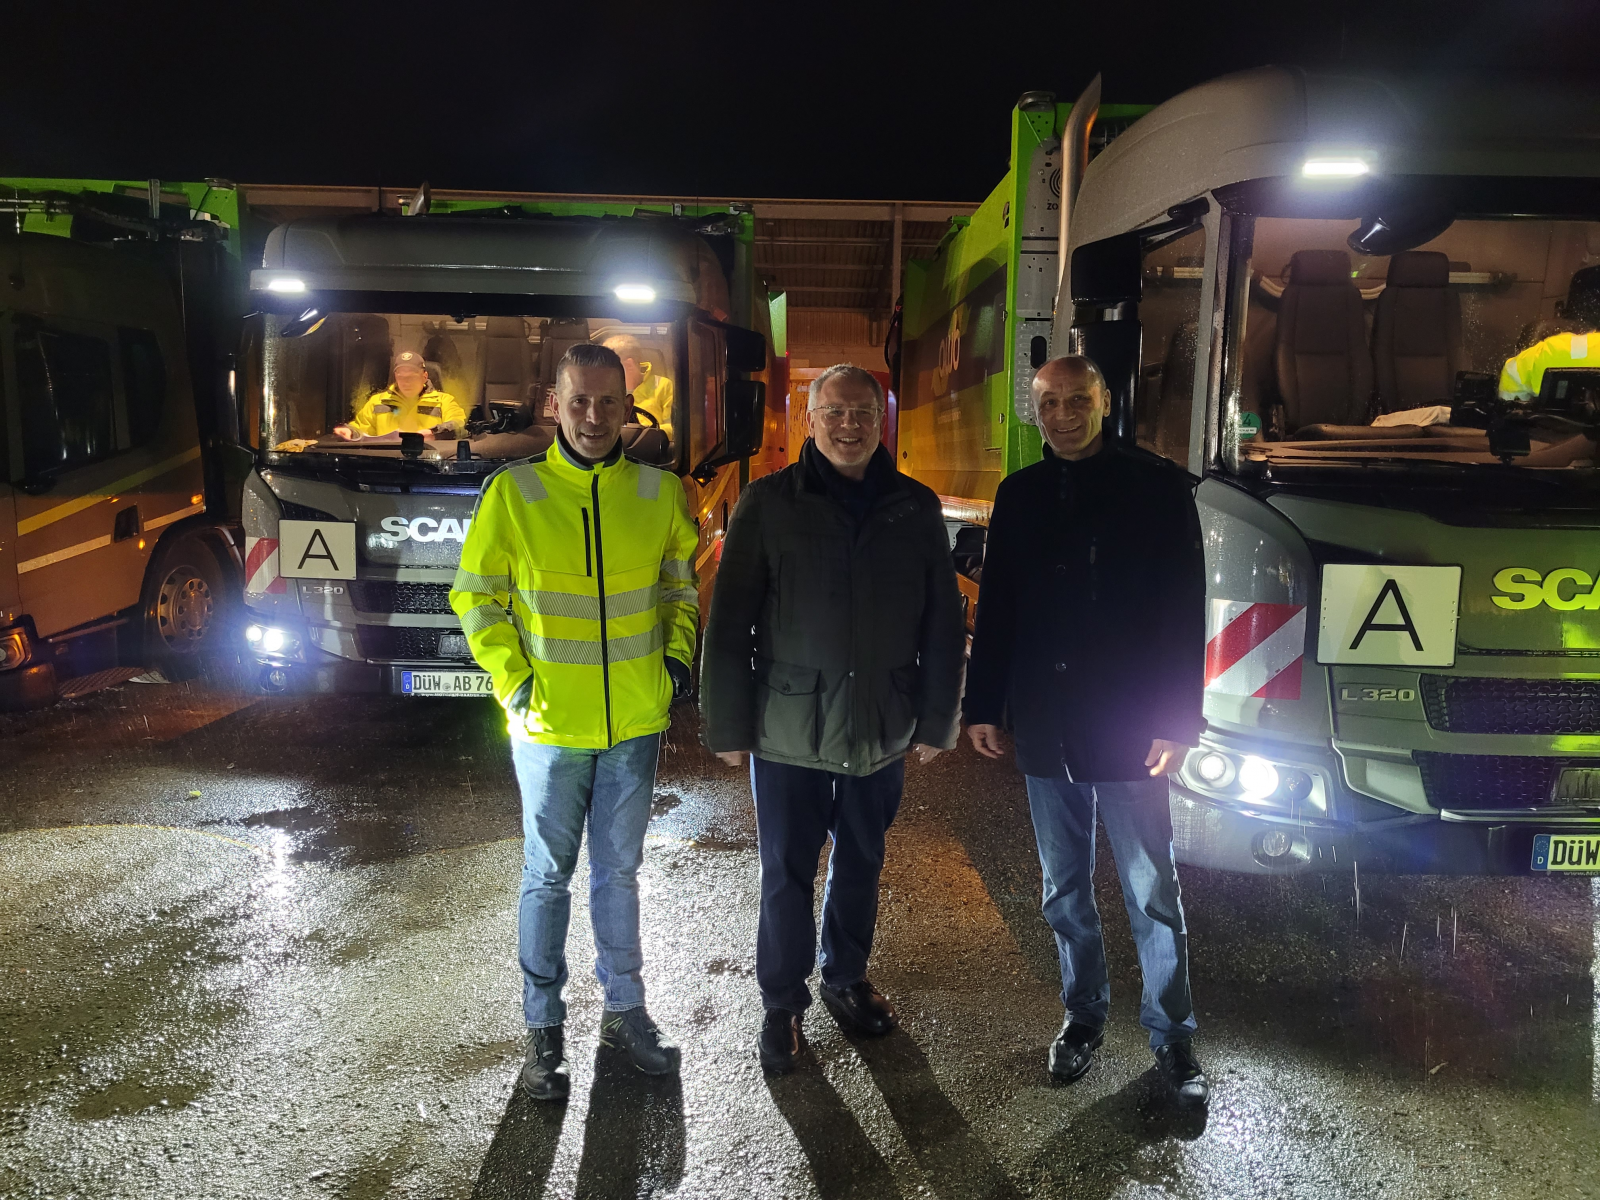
[
  {"xmin": 880, "ymin": 664, "xmax": 921, "ymax": 755},
  {"xmin": 756, "ymin": 658, "xmax": 822, "ymax": 760}
]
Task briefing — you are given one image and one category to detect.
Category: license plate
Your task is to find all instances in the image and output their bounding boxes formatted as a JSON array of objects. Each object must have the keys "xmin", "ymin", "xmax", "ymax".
[
  {"xmin": 1531, "ymin": 833, "xmax": 1600, "ymax": 872},
  {"xmin": 400, "ymin": 669, "xmax": 494, "ymax": 697}
]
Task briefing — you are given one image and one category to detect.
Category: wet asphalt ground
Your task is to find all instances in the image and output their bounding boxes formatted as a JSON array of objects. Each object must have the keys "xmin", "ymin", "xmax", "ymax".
[{"xmin": 2, "ymin": 662, "xmax": 1598, "ymax": 1200}]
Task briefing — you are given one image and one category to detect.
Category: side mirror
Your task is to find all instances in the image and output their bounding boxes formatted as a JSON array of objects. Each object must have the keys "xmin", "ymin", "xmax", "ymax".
[
  {"xmin": 1070, "ymin": 232, "xmax": 1142, "ymax": 307},
  {"xmin": 723, "ymin": 378, "xmax": 765, "ymax": 458},
  {"xmin": 724, "ymin": 325, "xmax": 766, "ymax": 373}
]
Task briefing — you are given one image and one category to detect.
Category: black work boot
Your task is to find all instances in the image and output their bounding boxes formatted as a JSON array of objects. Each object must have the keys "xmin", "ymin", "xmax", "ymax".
[
  {"xmin": 1154, "ymin": 1041, "xmax": 1210, "ymax": 1109},
  {"xmin": 1047, "ymin": 1019, "xmax": 1104, "ymax": 1083},
  {"xmin": 759, "ymin": 1008, "xmax": 804, "ymax": 1077},
  {"xmin": 598, "ymin": 1007, "xmax": 681, "ymax": 1075},
  {"xmin": 520, "ymin": 1025, "xmax": 570, "ymax": 1101},
  {"xmin": 819, "ymin": 979, "xmax": 898, "ymax": 1036}
]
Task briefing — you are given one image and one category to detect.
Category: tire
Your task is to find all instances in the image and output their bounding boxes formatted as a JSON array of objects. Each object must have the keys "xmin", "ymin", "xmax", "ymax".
[{"xmin": 135, "ymin": 533, "xmax": 225, "ymax": 679}]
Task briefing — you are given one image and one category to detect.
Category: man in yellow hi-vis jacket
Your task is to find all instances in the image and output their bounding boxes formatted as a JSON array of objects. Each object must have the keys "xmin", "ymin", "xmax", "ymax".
[{"xmin": 450, "ymin": 342, "xmax": 699, "ymax": 1101}]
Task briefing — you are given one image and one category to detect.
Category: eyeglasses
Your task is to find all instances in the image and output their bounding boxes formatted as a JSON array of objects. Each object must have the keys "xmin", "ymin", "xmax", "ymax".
[{"xmin": 809, "ymin": 405, "xmax": 882, "ymax": 427}]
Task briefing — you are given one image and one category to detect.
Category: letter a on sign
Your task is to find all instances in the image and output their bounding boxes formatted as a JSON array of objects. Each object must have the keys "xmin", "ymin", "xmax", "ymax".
[
  {"xmin": 1317, "ymin": 564, "xmax": 1461, "ymax": 666},
  {"xmin": 279, "ymin": 520, "xmax": 358, "ymax": 580}
]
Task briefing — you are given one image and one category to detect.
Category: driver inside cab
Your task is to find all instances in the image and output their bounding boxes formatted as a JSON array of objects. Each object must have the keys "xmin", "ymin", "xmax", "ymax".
[
  {"xmin": 336, "ymin": 350, "xmax": 467, "ymax": 439},
  {"xmin": 1498, "ymin": 265, "xmax": 1600, "ymax": 467},
  {"xmin": 601, "ymin": 334, "xmax": 674, "ymax": 440},
  {"xmin": 1499, "ymin": 265, "xmax": 1600, "ymax": 401}
]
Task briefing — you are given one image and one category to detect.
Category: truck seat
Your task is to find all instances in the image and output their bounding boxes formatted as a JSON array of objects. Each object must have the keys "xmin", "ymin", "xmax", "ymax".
[
  {"xmin": 1274, "ymin": 249, "xmax": 1372, "ymax": 429},
  {"xmin": 483, "ymin": 316, "xmax": 533, "ymax": 420},
  {"xmin": 1373, "ymin": 251, "xmax": 1460, "ymax": 411}
]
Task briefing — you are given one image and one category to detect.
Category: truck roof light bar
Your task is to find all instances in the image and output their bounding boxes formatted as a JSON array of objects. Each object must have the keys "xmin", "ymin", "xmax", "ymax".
[{"xmin": 1301, "ymin": 157, "xmax": 1370, "ymax": 179}]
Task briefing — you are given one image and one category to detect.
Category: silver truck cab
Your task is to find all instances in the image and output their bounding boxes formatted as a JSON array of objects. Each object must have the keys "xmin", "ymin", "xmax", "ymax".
[
  {"xmin": 1061, "ymin": 68, "xmax": 1600, "ymax": 874},
  {"xmin": 238, "ymin": 211, "xmax": 764, "ymax": 696}
]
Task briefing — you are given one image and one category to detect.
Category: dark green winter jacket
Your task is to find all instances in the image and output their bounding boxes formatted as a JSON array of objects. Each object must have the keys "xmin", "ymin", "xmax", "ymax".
[{"xmin": 699, "ymin": 442, "xmax": 966, "ymax": 776}]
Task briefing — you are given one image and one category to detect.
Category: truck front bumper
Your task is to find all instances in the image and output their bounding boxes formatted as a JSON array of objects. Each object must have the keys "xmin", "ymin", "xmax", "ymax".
[{"xmin": 1170, "ymin": 784, "xmax": 1592, "ymax": 875}]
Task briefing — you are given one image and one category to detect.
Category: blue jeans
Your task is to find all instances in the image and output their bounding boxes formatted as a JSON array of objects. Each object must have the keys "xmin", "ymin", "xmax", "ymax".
[
  {"xmin": 510, "ymin": 733, "xmax": 660, "ymax": 1028},
  {"xmin": 752, "ymin": 755, "xmax": 904, "ymax": 1014},
  {"xmin": 1024, "ymin": 775, "xmax": 1196, "ymax": 1049}
]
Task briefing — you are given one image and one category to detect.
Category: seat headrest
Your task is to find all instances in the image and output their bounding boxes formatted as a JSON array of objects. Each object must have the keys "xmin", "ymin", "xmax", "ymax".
[
  {"xmin": 1288, "ymin": 249, "xmax": 1354, "ymax": 286},
  {"xmin": 1386, "ymin": 251, "xmax": 1450, "ymax": 288}
]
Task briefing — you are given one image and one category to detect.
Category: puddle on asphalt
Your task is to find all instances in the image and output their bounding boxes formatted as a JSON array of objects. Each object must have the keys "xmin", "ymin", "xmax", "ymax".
[
  {"xmin": 73, "ymin": 1076, "xmax": 208, "ymax": 1119},
  {"xmin": 650, "ymin": 791, "xmax": 683, "ymax": 818},
  {"xmin": 234, "ymin": 806, "xmax": 416, "ymax": 866}
]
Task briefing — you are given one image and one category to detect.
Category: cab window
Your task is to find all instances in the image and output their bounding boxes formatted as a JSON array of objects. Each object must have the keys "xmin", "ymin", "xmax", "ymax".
[
  {"xmin": 1136, "ymin": 224, "xmax": 1205, "ymax": 465},
  {"xmin": 15, "ymin": 321, "xmax": 117, "ymax": 478}
]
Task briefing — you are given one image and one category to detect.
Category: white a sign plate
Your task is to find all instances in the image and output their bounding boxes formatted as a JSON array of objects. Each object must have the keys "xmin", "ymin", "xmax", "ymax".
[
  {"xmin": 279, "ymin": 520, "xmax": 358, "ymax": 580},
  {"xmin": 1318, "ymin": 564, "xmax": 1461, "ymax": 667}
]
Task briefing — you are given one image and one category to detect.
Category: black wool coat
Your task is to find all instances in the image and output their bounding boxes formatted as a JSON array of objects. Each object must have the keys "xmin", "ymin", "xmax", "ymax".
[{"xmin": 963, "ymin": 443, "xmax": 1206, "ymax": 781}]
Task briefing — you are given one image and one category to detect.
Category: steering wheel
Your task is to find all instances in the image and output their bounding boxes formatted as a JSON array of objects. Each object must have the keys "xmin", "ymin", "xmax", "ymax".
[{"xmin": 629, "ymin": 403, "xmax": 660, "ymax": 429}]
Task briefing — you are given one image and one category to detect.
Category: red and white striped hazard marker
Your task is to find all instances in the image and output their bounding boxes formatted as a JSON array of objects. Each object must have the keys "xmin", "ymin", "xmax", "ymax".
[
  {"xmin": 1205, "ymin": 600, "xmax": 1305, "ymax": 699},
  {"xmin": 244, "ymin": 536, "xmax": 286, "ymax": 595}
]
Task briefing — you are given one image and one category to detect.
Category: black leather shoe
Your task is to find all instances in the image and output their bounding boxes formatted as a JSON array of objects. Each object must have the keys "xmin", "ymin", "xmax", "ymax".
[
  {"xmin": 1047, "ymin": 1019, "xmax": 1104, "ymax": 1083},
  {"xmin": 759, "ymin": 1008, "xmax": 803, "ymax": 1076},
  {"xmin": 599, "ymin": 1007, "xmax": 681, "ymax": 1076},
  {"xmin": 819, "ymin": 979, "xmax": 898, "ymax": 1036},
  {"xmin": 519, "ymin": 1025, "xmax": 570, "ymax": 1101},
  {"xmin": 1154, "ymin": 1041, "xmax": 1210, "ymax": 1109}
]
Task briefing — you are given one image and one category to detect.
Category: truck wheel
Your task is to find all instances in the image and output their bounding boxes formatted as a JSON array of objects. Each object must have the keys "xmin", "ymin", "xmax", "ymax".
[{"xmin": 136, "ymin": 533, "xmax": 224, "ymax": 679}]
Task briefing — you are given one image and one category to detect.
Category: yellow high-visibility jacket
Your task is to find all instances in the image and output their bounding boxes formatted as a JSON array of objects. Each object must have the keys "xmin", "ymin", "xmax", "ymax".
[
  {"xmin": 632, "ymin": 372, "xmax": 675, "ymax": 440},
  {"xmin": 449, "ymin": 438, "xmax": 699, "ymax": 747},
  {"xmin": 348, "ymin": 387, "xmax": 467, "ymax": 436},
  {"xmin": 1498, "ymin": 332, "xmax": 1600, "ymax": 400}
]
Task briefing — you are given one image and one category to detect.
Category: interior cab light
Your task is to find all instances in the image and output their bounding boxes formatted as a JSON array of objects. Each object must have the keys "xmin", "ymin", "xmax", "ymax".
[
  {"xmin": 614, "ymin": 283, "xmax": 656, "ymax": 303},
  {"xmin": 1301, "ymin": 157, "xmax": 1370, "ymax": 179},
  {"xmin": 266, "ymin": 277, "xmax": 307, "ymax": 293}
]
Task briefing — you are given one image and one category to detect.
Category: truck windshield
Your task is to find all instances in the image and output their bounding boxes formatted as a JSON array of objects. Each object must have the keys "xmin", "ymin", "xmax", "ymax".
[
  {"xmin": 1223, "ymin": 213, "xmax": 1600, "ymax": 475},
  {"xmin": 250, "ymin": 311, "xmax": 679, "ymax": 466}
]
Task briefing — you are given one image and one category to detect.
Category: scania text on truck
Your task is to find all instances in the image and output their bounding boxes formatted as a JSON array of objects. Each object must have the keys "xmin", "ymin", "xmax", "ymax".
[
  {"xmin": 238, "ymin": 198, "xmax": 768, "ymax": 697},
  {"xmin": 899, "ymin": 69, "xmax": 1600, "ymax": 875},
  {"xmin": 0, "ymin": 178, "xmax": 247, "ymax": 709}
]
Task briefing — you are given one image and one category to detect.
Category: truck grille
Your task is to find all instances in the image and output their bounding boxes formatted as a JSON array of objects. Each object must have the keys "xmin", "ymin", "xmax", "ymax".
[
  {"xmin": 1420, "ymin": 675, "xmax": 1600, "ymax": 735},
  {"xmin": 1415, "ymin": 752, "xmax": 1569, "ymax": 809},
  {"xmin": 349, "ymin": 581, "xmax": 453, "ymax": 615},
  {"xmin": 354, "ymin": 626, "xmax": 471, "ymax": 661}
]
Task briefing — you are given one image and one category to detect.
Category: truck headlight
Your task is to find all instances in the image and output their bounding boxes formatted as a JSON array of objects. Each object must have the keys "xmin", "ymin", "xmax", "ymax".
[
  {"xmin": 1238, "ymin": 756, "xmax": 1280, "ymax": 799},
  {"xmin": 245, "ymin": 623, "xmax": 301, "ymax": 662},
  {"xmin": 1180, "ymin": 743, "xmax": 1328, "ymax": 814}
]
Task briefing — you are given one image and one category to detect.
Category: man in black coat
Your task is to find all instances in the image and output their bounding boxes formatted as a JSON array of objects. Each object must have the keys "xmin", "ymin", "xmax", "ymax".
[
  {"xmin": 700, "ymin": 364, "xmax": 966, "ymax": 1077},
  {"xmin": 965, "ymin": 355, "xmax": 1210, "ymax": 1109}
]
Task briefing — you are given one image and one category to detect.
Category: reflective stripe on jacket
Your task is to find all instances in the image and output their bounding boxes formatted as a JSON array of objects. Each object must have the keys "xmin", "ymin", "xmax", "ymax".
[
  {"xmin": 449, "ymin": 439, "xmax": 699, "ymax": 747},
  {"xmin": 1498, "ymin": 332, "xmax": 1600, "ymax": 400},
  {"xmin": 348, "ymin": 388, "xmax": 468, "ymax": 435}
]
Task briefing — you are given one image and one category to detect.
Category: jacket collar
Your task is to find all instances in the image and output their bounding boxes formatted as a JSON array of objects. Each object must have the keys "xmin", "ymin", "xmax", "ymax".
[
  {"xmin": 552, "ymin": 428, "xmax": 625, "ymax": 475},
  {"xmin": 797, "ymin": 440, "xmax": 903, "ymax": 498}
]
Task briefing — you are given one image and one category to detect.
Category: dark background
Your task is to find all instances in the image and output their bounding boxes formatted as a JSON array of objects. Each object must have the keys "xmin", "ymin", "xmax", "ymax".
[{"xmin": 6, "ymin": 0, "xmax": 1600, "ymax": 201}]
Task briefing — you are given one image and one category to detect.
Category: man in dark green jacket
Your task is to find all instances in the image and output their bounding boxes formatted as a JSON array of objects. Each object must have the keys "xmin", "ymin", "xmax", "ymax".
[{"xmin": 700, "ymin": 363, "xmax": 966, "ymax": 1076}]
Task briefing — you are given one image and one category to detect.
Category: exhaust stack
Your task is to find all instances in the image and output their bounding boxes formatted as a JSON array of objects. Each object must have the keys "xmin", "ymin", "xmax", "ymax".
[{"xmin": 1054, "ymin": 74, "xmax": 1101, "ymax": 335}]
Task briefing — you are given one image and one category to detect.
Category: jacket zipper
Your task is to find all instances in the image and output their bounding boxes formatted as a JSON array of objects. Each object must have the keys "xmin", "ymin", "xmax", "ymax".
[
  {"xmin": 581, "ymin": 509, "xmax": 593, "ymax": 577},
  {"xmin": 1089, "ymin": 537, "xmax": 1098, "ymax": 603},
  {"xmin": 590, "ymin": 475, "xmax": 613, "ymax": 747}
]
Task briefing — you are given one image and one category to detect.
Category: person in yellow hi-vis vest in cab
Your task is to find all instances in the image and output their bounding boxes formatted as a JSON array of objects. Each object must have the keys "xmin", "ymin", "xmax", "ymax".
[
  {"xmin": 602, "ymin": 333, "xmax": 674, "ymax": 441},
  {"xmin": 450, "ymin": 342, "xmax": 698, "ymax": 1102},
  {"xmin": 336, "ymin": 350, "xmax": 467, "ymax": 439},
  {"xmin": 1499, "ymin": 266, "xmax": 1600, "ymax": 401}
]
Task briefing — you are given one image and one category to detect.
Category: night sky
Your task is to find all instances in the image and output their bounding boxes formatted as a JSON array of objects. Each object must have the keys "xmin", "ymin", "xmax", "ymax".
[{"xmin": 7, "ymin": 1, "xmax": 1599, "ymax": 201}]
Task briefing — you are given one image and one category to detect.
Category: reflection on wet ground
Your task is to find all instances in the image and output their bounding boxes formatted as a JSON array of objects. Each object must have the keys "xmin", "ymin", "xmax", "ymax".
[{"xmin": 1, "ymin": 671, "xmax": 1598, "ymax": 1198}]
